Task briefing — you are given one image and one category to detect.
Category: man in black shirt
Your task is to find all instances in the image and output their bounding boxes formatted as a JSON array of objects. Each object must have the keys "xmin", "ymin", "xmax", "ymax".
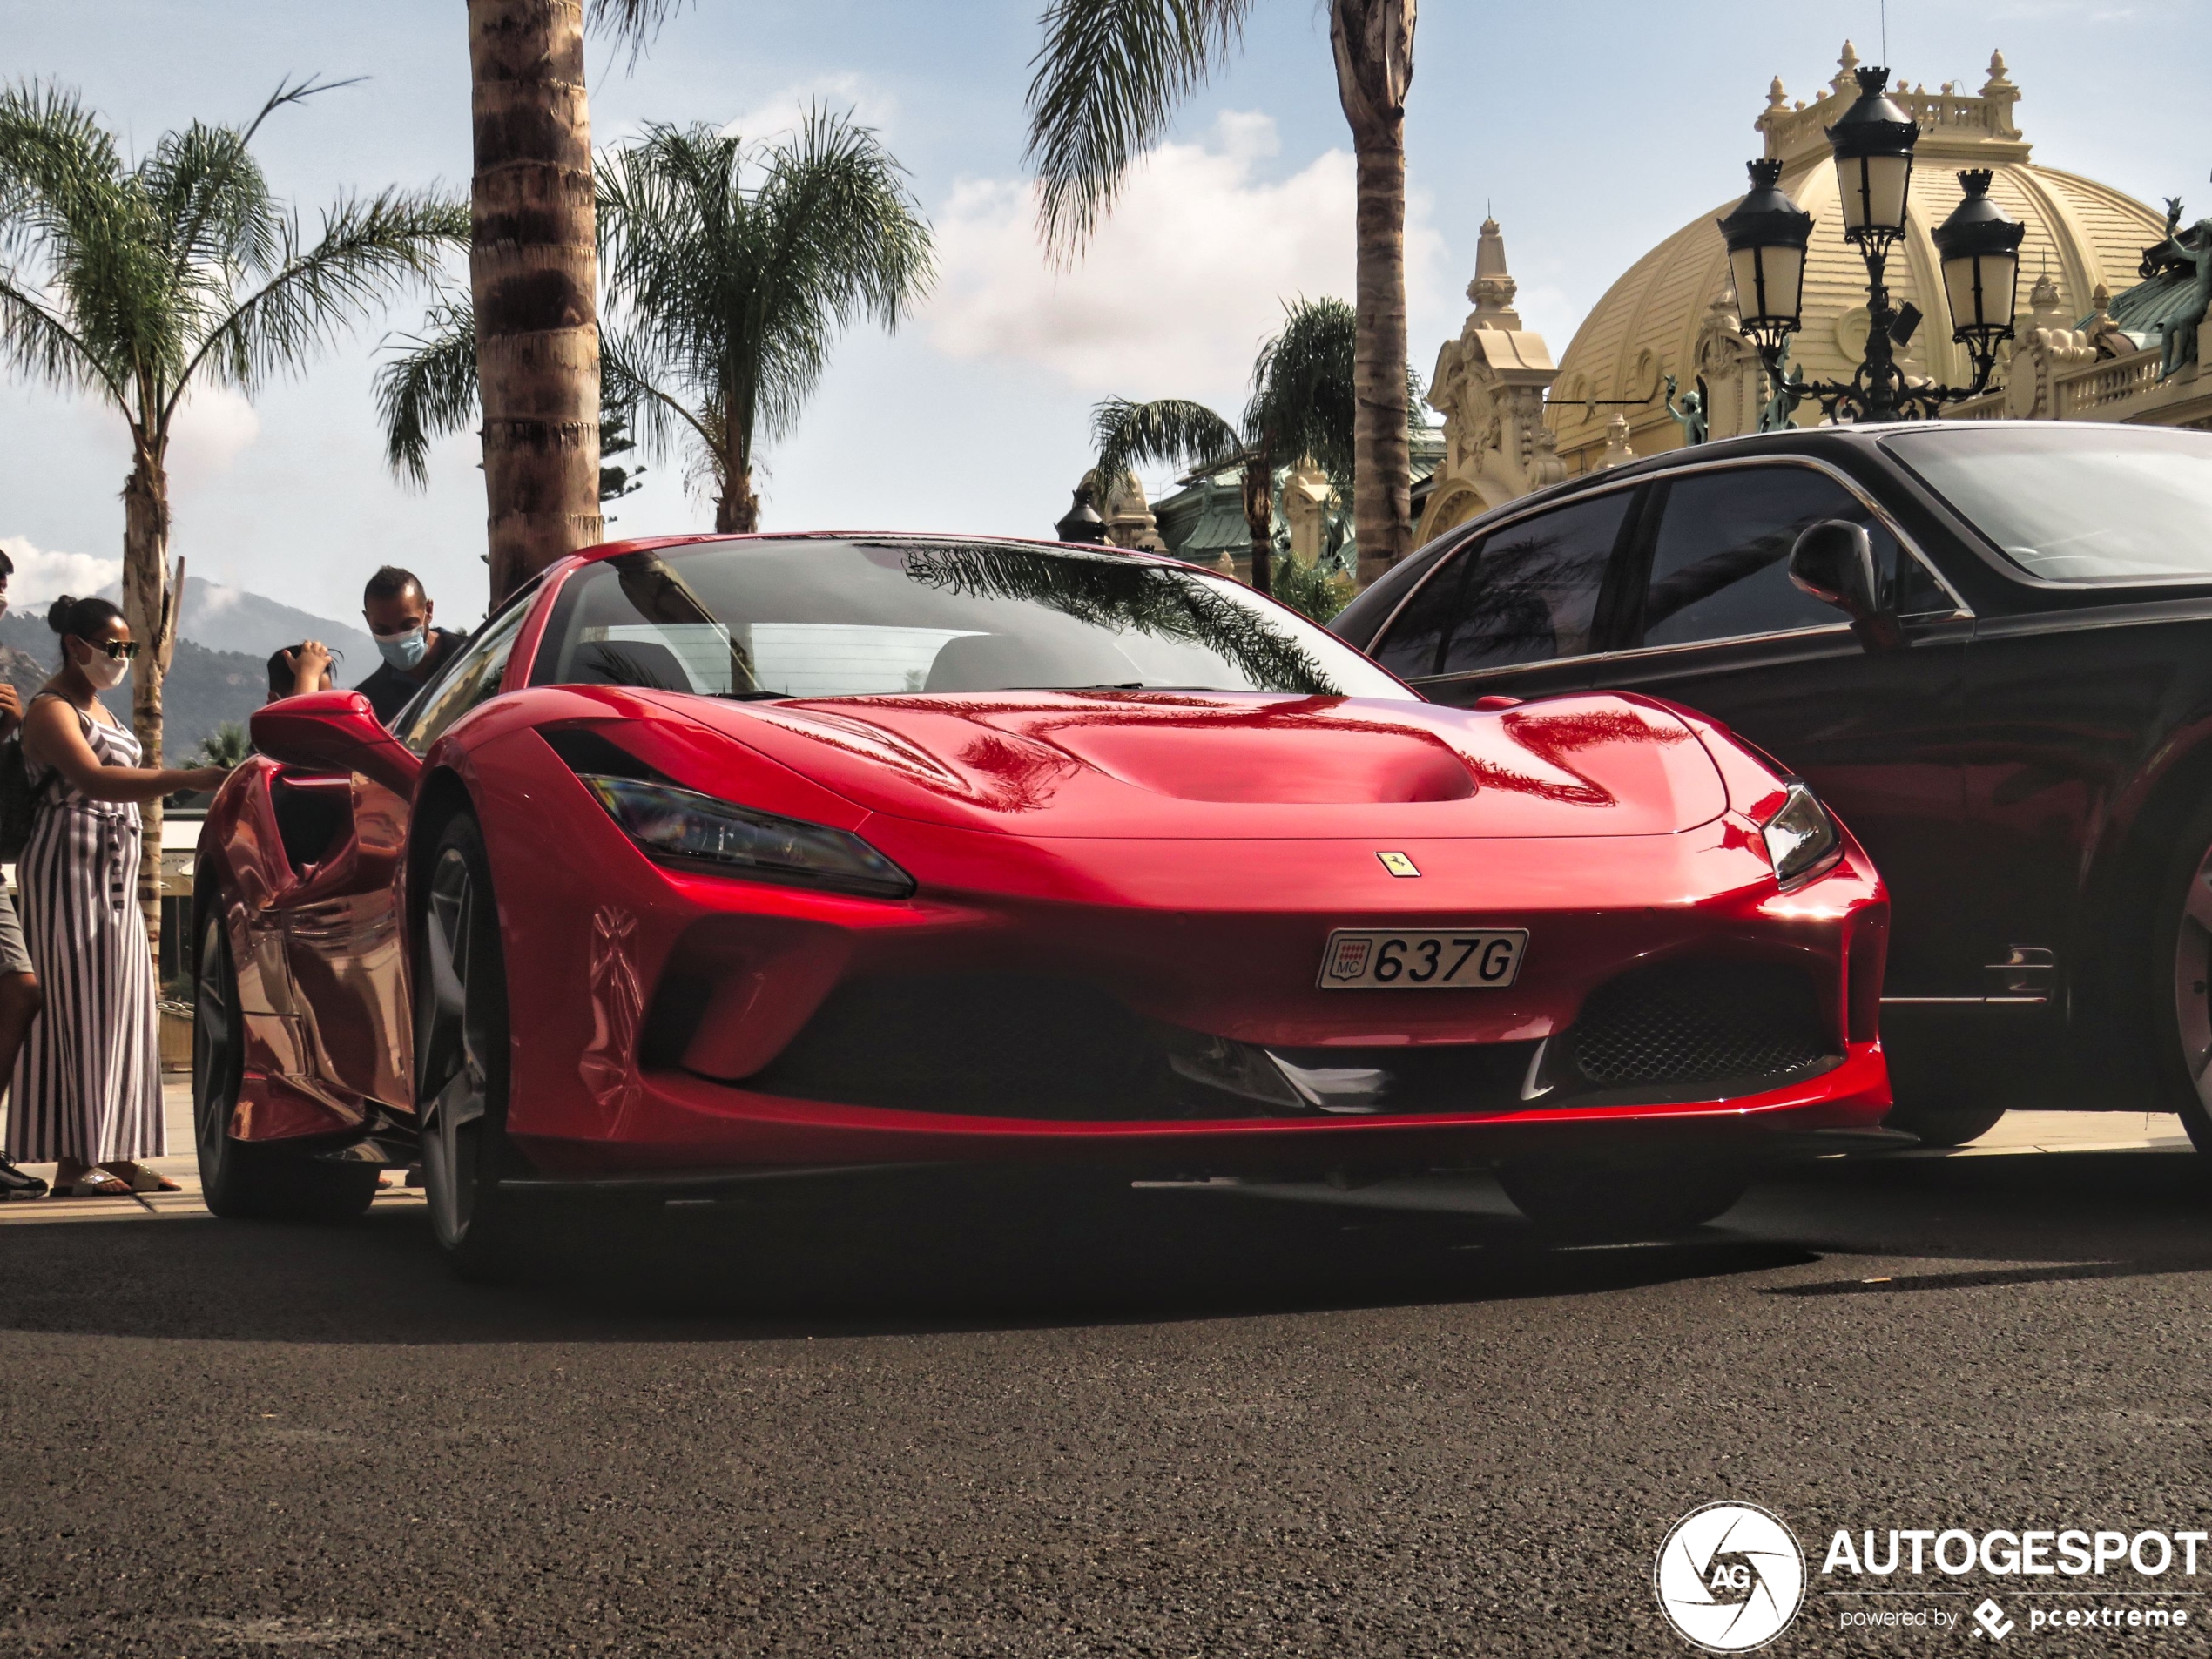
[{"xmin": 355, "ymin": 564, "xmax": 464, "ymax": 725}]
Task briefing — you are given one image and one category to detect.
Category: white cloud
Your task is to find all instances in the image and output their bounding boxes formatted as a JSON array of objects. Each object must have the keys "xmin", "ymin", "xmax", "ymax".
[
  {"xmin": 0, "ymin": 536, "xmax": 122, "ymax": 608},
  {"xmin": 925, "ymin": 111, "xmax": 1447, "ymax": 412},
  {"xmin": 167, "ymin": 386, "xmax": 262, "ymax": 479}
]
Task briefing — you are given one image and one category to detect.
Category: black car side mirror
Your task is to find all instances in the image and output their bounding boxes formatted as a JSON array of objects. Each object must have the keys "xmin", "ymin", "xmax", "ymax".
[{"xmin": 1789, "ymin": 520, "xmax": 1902, "ymax": 650}]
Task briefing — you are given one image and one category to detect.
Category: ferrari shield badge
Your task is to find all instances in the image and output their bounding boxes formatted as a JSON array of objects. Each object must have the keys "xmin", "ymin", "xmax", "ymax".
[{"xmin": 1376, "ymin": 851, "xmax": 1420, "ymax": 877}]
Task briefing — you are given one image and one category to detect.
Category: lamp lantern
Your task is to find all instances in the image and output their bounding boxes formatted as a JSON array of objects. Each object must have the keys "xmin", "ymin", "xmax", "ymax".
[
  {"xmin": 1717, "ymin": 158, "xmax": 1815, "ymax": 354},
  {"xmin": 1932, "ymin": 168, "xmax": 2026, "ymax": 387},
  {"xmin": 1826, "ymin": 65, "xmax": 1919, "ymax": 244}
]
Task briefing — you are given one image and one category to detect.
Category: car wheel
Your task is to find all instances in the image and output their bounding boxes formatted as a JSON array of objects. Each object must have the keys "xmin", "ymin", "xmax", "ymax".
[
  {"xmin": 1496, "ymin": 1160, "xmax": 1751, "ymax": 1240},
  {"xmin": 1882, "ymin": 1103, "xmax": 2007, "ymax": 1149},
  {"xmin": 415, "ymin": 813, "xmax": 524, "ymax": 1278},
  {"xmin": 192, "ymin": 903, "xmax": 378, "ymax": 1221},
  {"xmin": 2153, "ymin": 797, "xmax": 2212, "ymax": 1155}
]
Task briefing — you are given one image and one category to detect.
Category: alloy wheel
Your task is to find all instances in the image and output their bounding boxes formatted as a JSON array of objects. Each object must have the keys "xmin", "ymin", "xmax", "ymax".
[
  {"xmin": 2174, "ymin": 840, "xmax": 2212, "ymax": 1116},
  {"xmin": 419, "ymin": 844, "xmax": 494, "ymax": 1249},
  {"xmin": 192, "ymin": 908, "xmax": 239, "ymax": 1165}
]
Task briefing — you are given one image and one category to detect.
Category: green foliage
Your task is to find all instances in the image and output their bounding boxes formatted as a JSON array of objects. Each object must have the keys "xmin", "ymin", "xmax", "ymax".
[
  {"xmin": 893, "ymin": 540, "xmax": 1343, "ymax": 694},
  {"xmin": 373, "ymin": 291, "xmax": 651, "ymax": 505},
  {"xmin": 599, "ymin": 407, "xmax": 646, "ymax": 504},
  {"xmin": 597, "ymin": 112, "xmax": 936, "ymax": 507},
  {"xmin": 0, "ymin": 77, "xmax": 466, "ymax": 448},
  {"xmin": 1267, "ymin": 553, "xmax": 1353, "ymax": 624},
  {"xmin": 1090, "ymin": 395, "xmax": 1243, "ymax": 498},
  {"xmin": 1024, "ymin": 0, "xmax": 1253, "ymax": 257},
  {"xmin": 1247, "ymin": 295, "xmax": 1357, "ymax": 483},
  {"xmin": 190, "ymin": 721, "xmax": 252, "ymax": 769}
]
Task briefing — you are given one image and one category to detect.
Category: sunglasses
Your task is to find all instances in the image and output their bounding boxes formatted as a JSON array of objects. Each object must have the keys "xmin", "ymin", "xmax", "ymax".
[{"xmin": 80, "ymin": 639, "xmax": 141, "ymax": 661}]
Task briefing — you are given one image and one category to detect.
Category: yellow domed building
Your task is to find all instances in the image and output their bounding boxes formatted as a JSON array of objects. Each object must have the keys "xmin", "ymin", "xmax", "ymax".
[{"xmin": 1414, "ymin": 44, "xmax": 2172, "ymax": 543}]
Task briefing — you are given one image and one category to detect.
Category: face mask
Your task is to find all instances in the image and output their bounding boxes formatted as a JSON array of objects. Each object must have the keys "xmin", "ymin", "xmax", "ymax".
[
  {"xmin": 78, "ymin": 646, "xmax": 128, "ymax": 690},
  {"xmin": 376, "ymin": 625, "xmax": 429, "ymax": 671}
]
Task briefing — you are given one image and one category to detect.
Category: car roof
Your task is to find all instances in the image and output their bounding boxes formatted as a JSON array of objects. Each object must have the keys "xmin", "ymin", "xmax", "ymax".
[{"xmin": 565, "ymin": 529, "xmax": 1190, "ymax": 570}]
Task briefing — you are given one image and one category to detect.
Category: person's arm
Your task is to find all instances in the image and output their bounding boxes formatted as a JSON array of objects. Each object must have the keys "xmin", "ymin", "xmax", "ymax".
[
  {"xmin": 20, "ymin": 697, "xmax": 226, "ymax": 803},
  {"xmin": 282, "ymin": 640, "xmax": 333, "ymax": 698},
  {"xmin": 0, "ymin": 682, "xmax": 22, "ymax": 744}
]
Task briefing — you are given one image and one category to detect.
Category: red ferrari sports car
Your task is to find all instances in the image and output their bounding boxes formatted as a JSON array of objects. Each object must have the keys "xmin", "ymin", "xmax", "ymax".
[{"xmin": 195, "ymin": 533, "xmax": 1892, "ymax": 1268}]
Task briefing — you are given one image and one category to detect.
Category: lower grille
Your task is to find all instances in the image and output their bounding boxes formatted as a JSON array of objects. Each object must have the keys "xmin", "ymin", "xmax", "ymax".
[
  {"xmin": 737, "ymin": 974, "xmax": 1537, "ymax": 1121},
  {"xmin": 1568, "ymin": 959, "xmax": 1831, "ymax": 1090}
]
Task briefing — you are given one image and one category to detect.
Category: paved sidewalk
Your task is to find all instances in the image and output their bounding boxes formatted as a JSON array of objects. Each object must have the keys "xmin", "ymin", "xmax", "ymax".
[{"xmin": 0, "ymin": 1077, "xmax": 422, "ymax": 1225}]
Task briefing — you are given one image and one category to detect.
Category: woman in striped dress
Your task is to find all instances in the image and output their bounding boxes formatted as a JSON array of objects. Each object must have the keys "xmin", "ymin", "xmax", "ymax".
[{"xmin": 11, "ymin": 597, "xmax": 228, "ymax": 1197}]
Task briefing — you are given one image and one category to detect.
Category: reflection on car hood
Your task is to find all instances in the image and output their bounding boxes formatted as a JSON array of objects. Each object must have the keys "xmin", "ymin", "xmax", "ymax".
[{"xmin": 655, "ymin": 689, "xmax": 1728, "ymax": 840}]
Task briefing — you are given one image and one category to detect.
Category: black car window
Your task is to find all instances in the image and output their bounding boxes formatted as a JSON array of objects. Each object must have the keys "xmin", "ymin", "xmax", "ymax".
[
  {"xmin": 1640, "ymin": 466, "xmax": 1945, "ymax": 649},
  {"xmin": 393, "ymin": 601, "xmax": 529, "ymax": 756},
  {"xmin": 1434, "ymin": 490, "xmax": 1629, "ymax": 675},
  {"xmin": 1367, "ymin": 542, "xmax": 1476, "ymax": 679}
]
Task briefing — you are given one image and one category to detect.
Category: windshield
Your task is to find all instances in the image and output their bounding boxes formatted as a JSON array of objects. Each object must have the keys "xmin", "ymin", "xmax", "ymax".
[
  {"xmin": 529, "ymin": 539, "xmax": 1409, "ymax": 700},
  {"xmin": 1885, "ymin": 427, "xmax": 2212, "ymax": 585}
]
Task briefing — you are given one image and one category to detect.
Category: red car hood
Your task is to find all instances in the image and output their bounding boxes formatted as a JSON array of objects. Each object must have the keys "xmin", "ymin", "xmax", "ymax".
[{"xmin": 651, "ymin": 690, "xmax": 1728, "ymax": 840}]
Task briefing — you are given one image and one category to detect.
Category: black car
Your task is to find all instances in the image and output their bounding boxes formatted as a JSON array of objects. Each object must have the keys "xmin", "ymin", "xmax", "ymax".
[{"xmin": 1332, "ymin": 421, "xmax": 2212, "ymax": 1150}]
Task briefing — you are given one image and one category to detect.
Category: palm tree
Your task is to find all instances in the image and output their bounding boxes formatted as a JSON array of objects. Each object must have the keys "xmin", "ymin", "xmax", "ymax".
[
  {"xmin": 0, "ymin": 78, "xmax": 466, "ymax": 955},
  {"xmin": 597, "ymin": 116, "xmax": 934, "ymax": 533},
  {"xmin": 386, "ymin": 115, "xmax": 934, "ymax": 537},
  {"xmin": 1093, "ymin": 296, "xmax": 1357, "ymax": 599},
  {"xmin": 466, "ymin": 0, "xmax": 694, "ymax": 598},
  {"xmin": 1026, "ymin": 0, "xmax": 1416, "ymax": 590}
]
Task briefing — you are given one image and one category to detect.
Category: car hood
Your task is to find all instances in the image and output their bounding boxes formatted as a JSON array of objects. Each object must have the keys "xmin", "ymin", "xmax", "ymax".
[{"xmin": 654, "ymin": 690, "xmax": 1729, "ymax": 840}]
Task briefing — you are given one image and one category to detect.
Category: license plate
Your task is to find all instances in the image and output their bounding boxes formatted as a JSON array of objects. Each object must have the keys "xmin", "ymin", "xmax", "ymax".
[{"xmin": 1316, "ymin": 928, "xmax": 1527, "ymax": 989}]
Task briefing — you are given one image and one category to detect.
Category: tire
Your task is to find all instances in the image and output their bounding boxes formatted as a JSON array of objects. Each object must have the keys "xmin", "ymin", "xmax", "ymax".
[
  {"xmin": 2149, "ymin": 794, "xmax": 2212, "ymax": 1155},
  {"xmin": 1882, "ymin": 1103, "xmax": 2007, "ymax": 1149},
  {"xmin": 192, "ymin": 904, "xmax": 378, "ymax": 1221},
  {"xmin": 1496, "ymin": 1160, "xmax": 1752, "ymax": 1241},
  {"xmin": 414, "ymin": 813, "xmax": 527, "ymax": 1278}
]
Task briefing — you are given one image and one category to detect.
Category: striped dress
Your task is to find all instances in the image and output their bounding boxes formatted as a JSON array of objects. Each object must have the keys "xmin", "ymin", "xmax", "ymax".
[{"xmin": 6, "ymin": 694, "xmax": 163, "ymax": 1163}]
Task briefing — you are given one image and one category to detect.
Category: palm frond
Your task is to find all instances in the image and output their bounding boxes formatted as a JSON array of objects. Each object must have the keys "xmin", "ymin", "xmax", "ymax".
[
  {"xmin": 596, "ymin": 111, "xmax": 933, "ymax": 513},
  {"xmin": 0, "ymin": 271, "xmax": 125, "ymax": 403},
  {"xmin": 374, "ymin": 288, "xmax": 478, "ymax": 487},
  {"xmin": 1023, "ymin": 0, "xmax": 1251, "ymax": 258},
  {"xmin": 178, "ymin": 187, "xmax": 467, "ymax": 418},
  {"xmin": 588, "ymin": 0, "xmax": 691, "ymax": 67},
  {"xmin": 1090, "ymin": 395, "xmax": 1242, "ymax": 497},
  {"xmin": 1245, "ymin": 295, "xmax": 1356, "ymax": 485}
]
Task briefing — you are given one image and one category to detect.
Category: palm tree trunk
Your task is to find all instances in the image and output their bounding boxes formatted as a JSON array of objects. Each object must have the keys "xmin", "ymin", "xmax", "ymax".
[
  {"xmin": 714, "ymin": 473, "xmax": 759, "ymax": 535},
  {"xmin": 1241, "ymin": 455, "xmax": 1275, "ymax": 598},
  {"xmin": 468, "ymin": 0, "xmax": 604, "ymax": 601},
  {"xmin": 120, "ymin": 447, "xmax": 171, "ymax": 977},
  {"xmin": 1331, "ymin": 0, "xmax": 1416, "ymax": 591}
]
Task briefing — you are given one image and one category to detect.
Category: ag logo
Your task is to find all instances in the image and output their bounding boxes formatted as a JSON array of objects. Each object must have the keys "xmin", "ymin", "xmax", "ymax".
[{"xmin": 1654, "ymin": 1502, "xmax": 1805, "ymax": 1651}]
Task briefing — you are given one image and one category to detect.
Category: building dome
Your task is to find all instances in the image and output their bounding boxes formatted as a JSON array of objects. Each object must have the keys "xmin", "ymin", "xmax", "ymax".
[{"xmin": 1546, "ymin": 44, "xmax": 2165, "ymax": 474}]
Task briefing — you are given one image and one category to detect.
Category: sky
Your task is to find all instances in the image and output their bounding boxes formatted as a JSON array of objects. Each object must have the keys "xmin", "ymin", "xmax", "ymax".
[{"xmin": 4, "ymin": 0, "xmax": 2208, "ymax": 630}]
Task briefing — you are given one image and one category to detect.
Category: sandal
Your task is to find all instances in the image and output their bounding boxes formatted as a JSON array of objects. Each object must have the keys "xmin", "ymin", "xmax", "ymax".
[
  {"xmin": 109, "ymin": 1164, "xmax": 181, "ymax": 1194},
  {"xmin": 54, "ymin": 1170, "xmax": 132, "ymax": 1198}
]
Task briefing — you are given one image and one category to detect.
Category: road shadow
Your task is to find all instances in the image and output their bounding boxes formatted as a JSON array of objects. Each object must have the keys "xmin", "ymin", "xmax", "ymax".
[
  {"xmin": 5, "ymin": 1147, "xmax": 2207, "ymax": 1347},
  {"xmin": 0, "ymin": 1170, "xmax": 1811, "ymax": 1346}
]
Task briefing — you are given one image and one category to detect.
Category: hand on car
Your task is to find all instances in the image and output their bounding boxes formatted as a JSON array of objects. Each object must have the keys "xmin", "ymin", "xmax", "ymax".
[{"xmin": 187, "ymin": 765, "xmax": 233, "ymax": 792}]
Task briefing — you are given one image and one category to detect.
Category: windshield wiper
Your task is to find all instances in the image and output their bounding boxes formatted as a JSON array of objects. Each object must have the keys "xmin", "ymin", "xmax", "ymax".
[{"xmin": 712, "ymin": 690, "xmax": 790, "ymax": 701}]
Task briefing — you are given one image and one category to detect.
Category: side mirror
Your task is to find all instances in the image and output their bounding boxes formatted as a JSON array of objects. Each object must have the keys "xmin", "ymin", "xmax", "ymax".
[
  {"xmin": 1788, "ymin": 519, "xmax": 1901, "ymax": 649},
  {"xmin": 251, "ymin": 690, "xmax": 422, "ymax": 798}
]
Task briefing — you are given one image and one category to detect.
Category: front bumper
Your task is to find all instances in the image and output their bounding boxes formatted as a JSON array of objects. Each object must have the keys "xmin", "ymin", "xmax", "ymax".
[{"xmin": 469, "ymin": 725, "xmax": 1893, "ymax": 1182}]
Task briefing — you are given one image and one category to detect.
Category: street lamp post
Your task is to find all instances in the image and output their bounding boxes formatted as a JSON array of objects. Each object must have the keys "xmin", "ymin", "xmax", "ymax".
[{"xmin": 1715, "ymin": 65, "xmax": 2026, "ymax": 425}]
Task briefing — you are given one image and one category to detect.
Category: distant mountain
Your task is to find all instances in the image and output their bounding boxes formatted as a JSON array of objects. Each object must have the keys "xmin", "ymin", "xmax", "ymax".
[{"xmin": 94, "ymin": 577, "xmax": 377, "ymax": 678}]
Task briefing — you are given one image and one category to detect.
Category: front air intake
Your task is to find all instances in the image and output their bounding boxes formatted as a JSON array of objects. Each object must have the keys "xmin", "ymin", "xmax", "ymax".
[{"xmin": 1568, "ymin": 960, "xmax": 1831, "ymax": 1090}]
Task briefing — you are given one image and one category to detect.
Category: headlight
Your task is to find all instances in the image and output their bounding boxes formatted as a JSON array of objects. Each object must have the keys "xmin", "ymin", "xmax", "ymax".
[
  {"xmin": 579, "ymin": 774, "xmax": 914, "ymax": 899},
  {"xmin": 1759, "ymin": 782, "xmax": 1843, "ymax": 887}
]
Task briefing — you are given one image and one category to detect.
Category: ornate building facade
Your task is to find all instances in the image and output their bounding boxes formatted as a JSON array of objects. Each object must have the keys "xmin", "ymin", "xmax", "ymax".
[{"xmin": 1413, "ymin": 44, "xmax": 2181, "ymax": 546}]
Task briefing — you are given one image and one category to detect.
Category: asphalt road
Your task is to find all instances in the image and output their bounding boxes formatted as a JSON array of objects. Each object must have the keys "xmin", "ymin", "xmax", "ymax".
[{"xmin": 3, "ymin": 1130, "xmax": 2211, "ymax": 1656}]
